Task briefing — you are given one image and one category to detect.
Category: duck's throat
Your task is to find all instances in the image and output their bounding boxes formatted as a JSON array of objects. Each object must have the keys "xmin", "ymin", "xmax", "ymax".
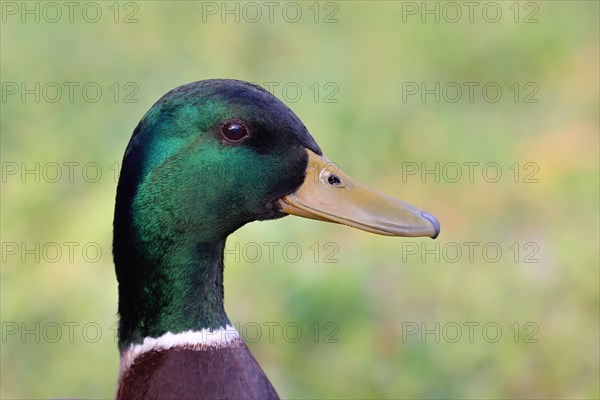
[{"xmin": 115, "ymin": 240, "xmax": 232, "ymax": 352}]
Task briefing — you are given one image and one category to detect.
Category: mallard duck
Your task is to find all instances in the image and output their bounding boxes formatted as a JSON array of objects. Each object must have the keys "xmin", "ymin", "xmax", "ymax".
[{"xmin": 113, "ymin": 79, "xmax": 440, "ymax": 399}]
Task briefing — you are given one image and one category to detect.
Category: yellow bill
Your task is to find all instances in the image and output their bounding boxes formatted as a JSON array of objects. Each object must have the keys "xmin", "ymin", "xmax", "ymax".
[{"xmin": 279, "ymin": 149, "xmax": 440, "ymax": 238}]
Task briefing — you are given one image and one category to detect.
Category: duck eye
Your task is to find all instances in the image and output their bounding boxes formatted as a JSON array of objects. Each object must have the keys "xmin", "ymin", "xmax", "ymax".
[
  {"xmin": 327, "ymin": 174, "xmax": 342, "ymax": 186},
  {"xmin": 221, "ymin": 122, "xmax": 248, "ymax": 142}
]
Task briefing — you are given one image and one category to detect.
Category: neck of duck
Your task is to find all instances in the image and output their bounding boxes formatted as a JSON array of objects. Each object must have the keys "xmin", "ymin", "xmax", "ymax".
[{"xmin": 115, "ymin": 237, "xmax": 232, "ymax": 352}]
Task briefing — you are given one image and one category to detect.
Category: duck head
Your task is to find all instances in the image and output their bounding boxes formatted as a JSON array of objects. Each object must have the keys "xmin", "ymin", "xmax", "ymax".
[{"xmin": 113, "ymin": 79, "xmax": 439, "ymax": 352}]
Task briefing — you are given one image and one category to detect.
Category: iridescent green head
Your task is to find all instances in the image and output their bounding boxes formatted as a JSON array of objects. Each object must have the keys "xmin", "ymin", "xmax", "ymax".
[{"xmin": 115, "ymin": 80, "xmax": 322, "ymax": 246}]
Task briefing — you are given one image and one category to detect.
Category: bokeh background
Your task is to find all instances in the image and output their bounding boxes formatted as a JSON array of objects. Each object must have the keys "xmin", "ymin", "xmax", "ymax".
[{"xmin": 1, "ymin": 1, "xmax": 598, "ymax": 399}]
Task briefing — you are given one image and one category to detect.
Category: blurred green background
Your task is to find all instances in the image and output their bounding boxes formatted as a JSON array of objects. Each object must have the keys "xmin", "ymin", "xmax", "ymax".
[{"xmin": 1, "ymin": 1, "xmax": 598, "ymax": 399}]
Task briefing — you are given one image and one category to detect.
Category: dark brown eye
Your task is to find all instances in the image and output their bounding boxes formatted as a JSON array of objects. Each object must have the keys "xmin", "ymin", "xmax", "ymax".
[{"xmin": 221, "ymin": 122, "xmax": 248, "ymax": 142}]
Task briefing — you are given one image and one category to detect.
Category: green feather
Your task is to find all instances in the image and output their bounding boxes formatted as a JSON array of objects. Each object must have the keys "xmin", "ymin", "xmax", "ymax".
[{"xmin": 113, "ymin": 79, "xmax": 319, "ymax": 350}]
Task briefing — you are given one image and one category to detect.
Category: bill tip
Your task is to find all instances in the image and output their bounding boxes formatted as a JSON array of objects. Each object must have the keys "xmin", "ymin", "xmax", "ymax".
[{"xmin": 420, "ymin": 211, "xmax": 440, "ymax": 239}]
